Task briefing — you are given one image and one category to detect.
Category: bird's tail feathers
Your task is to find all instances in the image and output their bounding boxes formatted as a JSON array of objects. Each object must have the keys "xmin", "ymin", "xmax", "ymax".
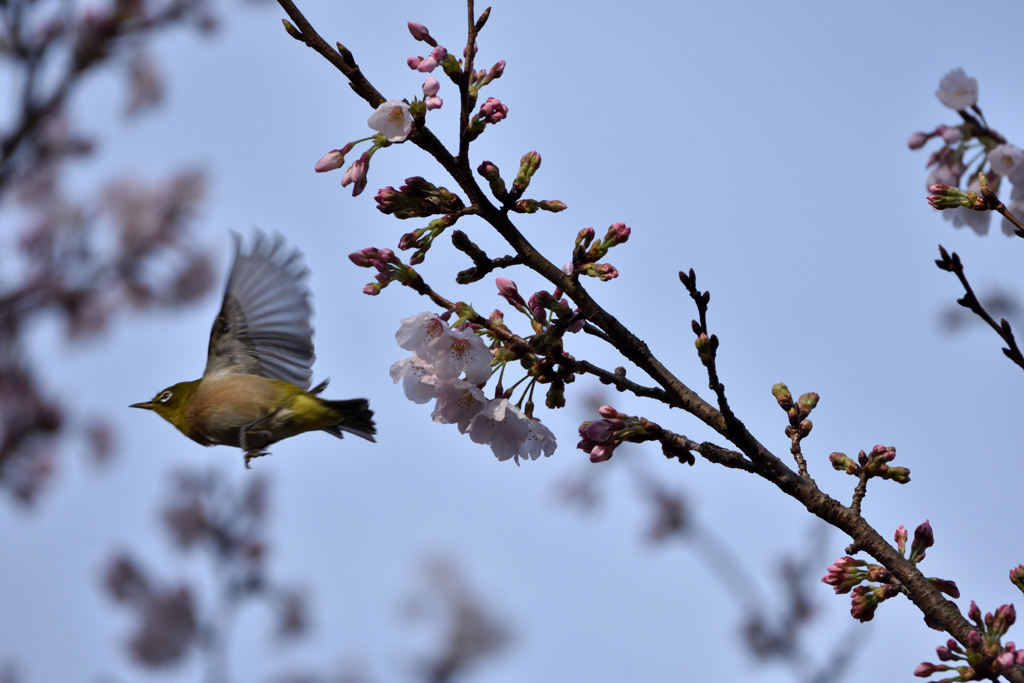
[{"xmin": 321, "ymin": 398, "xmax": 376, "ymax": 442}]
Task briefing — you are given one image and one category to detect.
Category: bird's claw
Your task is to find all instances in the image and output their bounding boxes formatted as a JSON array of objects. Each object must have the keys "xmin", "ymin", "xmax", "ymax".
[{"xmin": 244, "ymin": 449, "xmax": 269, "ymax": 469}]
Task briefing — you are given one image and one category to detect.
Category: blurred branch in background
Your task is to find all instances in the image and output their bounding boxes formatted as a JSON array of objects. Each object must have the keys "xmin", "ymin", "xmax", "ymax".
[
  {"xmin": 559, "ymin": 419, "xmax": 862, "ymax": 683},
  {"xmin": 102, "ymin": 469, "xmax": 309, "ymax": 681},
  {"xmin": 0, "ymin": 0, "xmax": 220, "ymax": 505},
  {"xmin": 401, "ymin": 557, "xmax": 512, "ymax": 683}
]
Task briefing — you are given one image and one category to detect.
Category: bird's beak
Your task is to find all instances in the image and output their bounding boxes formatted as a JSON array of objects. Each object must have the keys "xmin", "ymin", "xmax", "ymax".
[{"xmin": 129, "ymin": 401, "xmax": 155, "ymax": 410}]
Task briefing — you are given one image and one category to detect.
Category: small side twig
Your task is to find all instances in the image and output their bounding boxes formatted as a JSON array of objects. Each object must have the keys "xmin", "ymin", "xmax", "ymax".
[
  {"xmin": 935, "ymin": 245, "xmax": 1024, "ymax": 371},
  {"xmin": 678, "ymin": 268, "xmax": 746, "ymax": 433}
]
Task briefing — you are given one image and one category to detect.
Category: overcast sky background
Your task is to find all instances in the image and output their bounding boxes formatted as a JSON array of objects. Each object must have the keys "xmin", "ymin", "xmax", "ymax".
[{"xmin": 3, "ymin": 0, "xmax": 1024, "ymax": 681}]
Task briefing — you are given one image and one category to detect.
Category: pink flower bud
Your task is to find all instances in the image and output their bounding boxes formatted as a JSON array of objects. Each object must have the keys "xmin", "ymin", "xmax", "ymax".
[
  {"xmin": 362, "ymin": 282, "xmax": 382, "ymax": 295},
  {"xmin": 348, "ymin": 155, "xmax": 368, "ymax": 183},
  {"xmin": 908, "ymin": 131, "xmax": 929, "ymax": 149},
  {"xmin": 407, "ymin": 22, "xmax": 430, "ymax": 41},
  {"xmin": 566, "ymin": 311, "xmax": 584, "ymax": 333},
  {"xmin": 967, "ymin": 630, "xmax": 983, "ymax": 650},
  {"xmin": 422, "ymin": 77, "xmax": 440, "ymax": 97},
  {"xmin": 407, "ymin": 56, "xmax": 423, "ymax": 70},
  {"xmin": 416, "ymin": 56, "xmax": 438, "ymax": 73},
  {"xmin": 315, "ymin": 149, "xmax": 345, "ymax": 172},
  {"xmin": 910, "ymin": 520, "xmax": 934, "ymax": 562},
  {"xmin": 425, "ymin": 97, "xmax": 443, "ymax": 110},
  {"xmin": 1010, "ymin": 564, "xmax": 1024, "ymax": 592},
  {"xmin": 352, "ymin": 176, "xmax": 367, "ymax": 197},
  {"xmin": 348, "ymin": 248, "xmax": 375, "ymax": 267},
  {"xmin": 914, "ymin": 663, "xmax": 939, "ymax": 677},
  {"xmin": 398, "ymin": 232, "xmax": 417, "ymax": 250},
  {"xmin": 997, "ymin": 653, "xmax": 1015, "ymax": 670},
  {"xmin": 941, "ymin": 127, "xmax": 963, "ymax": 144},
  {"xmin": 490, "ymin": 60, "xmax": 505, "ymax": 79},
  {"xmin": 583, "ymin": 419, "xmax": 617, "ymax": 443},
  {"xmin": 495, "ymin": 277, "xmax": 525, "ymax": 306},
  {"xmin": 430, "ymin": 45, "xmax": 447, "ymax": 61},
  {"xmin": 597, "ymin": 405, "xmax": 618, "ymax": 419},
  {"xmin": 895, "ymin": 525, "xmax": 907, "ymax": 555},
  {"xmin": 589, "ymin": 444, "xmax": 613, "ymax": 463}
]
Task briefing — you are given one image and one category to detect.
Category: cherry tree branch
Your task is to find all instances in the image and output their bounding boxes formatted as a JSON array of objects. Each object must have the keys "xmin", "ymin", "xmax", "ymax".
[
  {"xmin": 276, "ymin": 6, "xmax": 1024, "ymax": 677},
  {"xmin": 935, "ymin": 245, "xmax": 1024, "ymax": 371}
]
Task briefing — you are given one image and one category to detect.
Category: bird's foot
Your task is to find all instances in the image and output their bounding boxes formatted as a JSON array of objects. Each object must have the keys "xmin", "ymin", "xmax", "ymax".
[{"xmin": 244, "ymin": 449, "xmax": 269, "ymax": 469}]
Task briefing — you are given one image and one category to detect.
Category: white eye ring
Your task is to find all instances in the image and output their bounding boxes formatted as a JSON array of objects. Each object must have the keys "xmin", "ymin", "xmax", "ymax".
[{"xmin": 158, "ymin": 391, "xmax": 173, "ymax": 403}]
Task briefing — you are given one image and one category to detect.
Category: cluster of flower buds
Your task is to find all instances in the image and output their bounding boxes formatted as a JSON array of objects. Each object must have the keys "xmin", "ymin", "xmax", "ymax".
[
  {"xmin": 570, "ymin": 223, "xmax": 631, "ymax": 282},
  {"xmin": 1012, "ymin": 566, "xmax": 1024, "ymax": 595},
  {"xmin": 389, "ymin": 312, "xmax": 556, "ymax": 464},
  {"xmin": 421, "ymin": 76, "xmax": 442, "ymax": 110},
  {"xmin": 375, "ymin": 176, "xmax": 465, "ymax": 219},
  {"xmin": 397, "ymin": 214, "xmax": 459, "ymax": 265},
  {"xmin": 314, "ymin": 99, "xmax": 417, "ymax": 196},
  {"xmin": 829, "ymin": 444, "xmax": 911, "ymax": 484},
  {"xmin": 823, "ymin": 522, "xmax": 958, "ymax": 623},
  {"xmin": 577, "ymin": 406, "xmax": 662, "ymax": 463},
  {"xmin": 466, "ymin": 98, "xmax": 509, "ymax": 141},
  {"xmin": 909, "ymin": 68, "xmax": 1024, "ymax": 236},
  {"xmin": 406, "ymin": 22, "xmax": 456, "ymax": 74},
  {"xmin": 915, "ymin": 602, "xmax": 1021, "ymax": 682},
  {"xmin": 316, "ymin": 145, "xmax": 373, "ymax": 197},
  {"xmin": 522, "ymin": 287, "xmax": 584, "ymax": 335},
  {"xmin": 771, "ymin": 383, "xmax": 818, "ymax": 439},
  {"xmin": 348, "ymin": 247, "xmax": 422, "ymax": 295},
  {"xmin": 468, "ymin": 60, "xmax": 505, "ymax": 99},
  {"xmin": 927, "ymin": 176, "xmax": 995, "ymax": 212}
]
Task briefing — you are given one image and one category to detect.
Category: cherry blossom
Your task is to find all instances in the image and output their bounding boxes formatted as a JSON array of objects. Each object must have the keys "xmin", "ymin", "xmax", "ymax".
[
  {"xmin": 396, "ymin": 312, "xmax": 451, "ymax": 357},
  {"xmin": 989, "ymin": 144, "xmax": 1024, "ymax": 184},
  {"xmin": 428, "ymin": 326, "xmax": 492, "ymax": 384},
  {"xmin": 517, "ymin": 418, "xmax": 556, "ymax": 461},
  {"xmin": 935, "ymin": 68, "xmax": 978, "ymax": 111},
  {"xmin": 431, "ymin": 378, "xmax": 487, "ymax": 433},
  {"xmin": 368, "ymin": 100, "xmax": 413, "ymax": 143},
  {"xmin": 389, "ymin": 353, "xmax": 438, "ymax": 404},
  {"xmin": 467, "ymin": 399, "xmax": 533, "ymax": 463}
]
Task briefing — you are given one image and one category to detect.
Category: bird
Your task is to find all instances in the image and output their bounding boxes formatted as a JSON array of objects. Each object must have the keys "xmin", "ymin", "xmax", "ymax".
[{"xmin": 131, "ymin": 232, "xmax": 375, "ymax": 468}]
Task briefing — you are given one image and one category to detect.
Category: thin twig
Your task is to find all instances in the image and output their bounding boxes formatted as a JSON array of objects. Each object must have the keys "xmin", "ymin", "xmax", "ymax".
[{"xmin": 935, "ymin": 245, "xmax": 1024, "ymax": 371}]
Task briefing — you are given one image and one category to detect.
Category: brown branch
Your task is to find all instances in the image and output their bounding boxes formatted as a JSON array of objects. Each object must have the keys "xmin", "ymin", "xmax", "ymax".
[
  {"xmin": 278, "ymin": 7, "xmax": 1023, "ymax": 674},
  {"xmin": 935, "ymin": 245, "xmax": 1024, "ymax": 371},
  {"xmin": 276, "ymin": 0, "xmax": 384, "ymax": 109}
]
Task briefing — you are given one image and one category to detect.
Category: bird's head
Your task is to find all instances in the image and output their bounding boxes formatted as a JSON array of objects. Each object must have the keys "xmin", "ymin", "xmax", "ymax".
[{"xmin": 130, "ymin": 380, "xmax": 199, "ymax": 430}]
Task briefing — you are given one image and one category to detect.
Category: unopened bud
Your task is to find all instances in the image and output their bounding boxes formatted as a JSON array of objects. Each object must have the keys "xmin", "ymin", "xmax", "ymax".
[
  {"xmin": 908, "ymin": 131, "xmax": 929, "ymax": 149},
  {"xmin": 895, "ymin": 525, "xmax": 907, "ymax": 555},
  {"xmin": 797, "ymin": 392, "xmax": 819, "ymax": 413},
  {"xmin": 772, "ymin": 383, "xmax": 793, "ymax": 410},
  {"xmin": 1011, "ymin": 565, "xmax": 1024, "ymax": 594}
]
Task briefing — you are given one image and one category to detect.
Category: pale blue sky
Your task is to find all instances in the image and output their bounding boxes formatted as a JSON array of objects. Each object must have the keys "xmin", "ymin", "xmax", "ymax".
[{"xmin": 3, "ymin": 0, "xmax": 1024, "ymax": 681}]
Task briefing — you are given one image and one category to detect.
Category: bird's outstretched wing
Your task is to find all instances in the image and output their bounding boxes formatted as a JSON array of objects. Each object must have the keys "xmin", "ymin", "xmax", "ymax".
[{"xmin": 204, "ymin": 232, "xmax": 315, "ymax": 389}]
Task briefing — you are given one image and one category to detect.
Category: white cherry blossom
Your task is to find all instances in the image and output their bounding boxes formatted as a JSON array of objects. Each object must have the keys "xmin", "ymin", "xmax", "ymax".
[
  {"xmin": 389, "ymin": 353, "xmax": 438, "ymax": 404},
  {"xmin": 428, "ymin": 326, "xmax": 492, "ymax": 384},
  {"xmin": 989, "ymin": 144, "xmax": 1024, "ymax": 184},
  {"xmin": 368, "ymin": 100, "xmax": 413, "ymax": 143},
  {"xmin": 431, "ymin": 378, "xmax": 488, "ymax": 433},
  {"xmin": 396, "ymin": 312, "xmax": 451, "ymax": 357},
  {"xmin": 516, "ymin": 418, "xmax": 557, "ymax": 461},
  {"xmin": 468, "ymin": 399, "xmax": 532, "ymax": 462},
  {"xmin": 936, "ymin": 68, "xmax": 978, "ymax": 111}
]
